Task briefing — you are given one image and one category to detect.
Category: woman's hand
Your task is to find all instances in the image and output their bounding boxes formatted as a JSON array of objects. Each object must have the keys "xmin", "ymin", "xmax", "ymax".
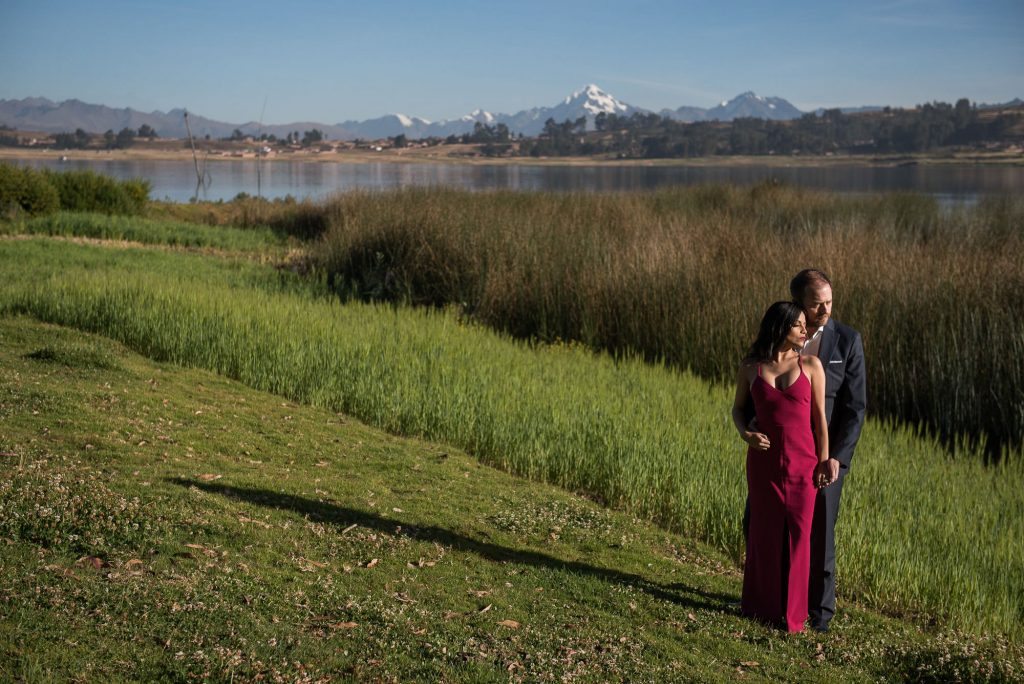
[
  {"xmin": 814, "ymin": 460, "xmax": 837, "ymax": 488},
  {"xmin": 743, "ymin": 431, "xmax": 770, "ymax": 451}
]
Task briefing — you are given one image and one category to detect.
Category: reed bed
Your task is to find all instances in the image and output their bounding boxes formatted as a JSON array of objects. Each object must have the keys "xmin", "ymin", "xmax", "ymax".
[
  {"xmin": 148, "ymin": 195, "xmax": 332, "ymax": 239},
  {"xmin": 306, "ymin": 185, "xmax": 1024, "ymax": 453},
  {"xmin": 1, "ymin": 237, "xmax": 1021, "ymax": 640}
]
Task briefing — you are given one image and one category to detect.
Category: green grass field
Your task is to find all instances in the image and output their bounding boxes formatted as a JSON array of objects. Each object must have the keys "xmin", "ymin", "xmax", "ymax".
[
  {"xmin": 1, "ymin": 212, "xmax": 1022, "ymax": 681},
  {"xmin": 2, "ymin": 317, "xmax": 1020, "ymax": 682},
  {"xmin": 1, "ymin": 211, "xmax": 289, "ymax": 254}
]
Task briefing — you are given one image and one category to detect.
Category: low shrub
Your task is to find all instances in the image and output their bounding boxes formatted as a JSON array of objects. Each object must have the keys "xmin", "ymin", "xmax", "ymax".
[
  {"xmin": 0, "ymin": 162, "xmax": 60, "ymax": 217},
  {"xmin": 0, "ymin": 164, "xmax": 150, "ymax": 218},
  {"xmin": 43, "ymin": 168, "xmax": 150, "ymax": 215}
]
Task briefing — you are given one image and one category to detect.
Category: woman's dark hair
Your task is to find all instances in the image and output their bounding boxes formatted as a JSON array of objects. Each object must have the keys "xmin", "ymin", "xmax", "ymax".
[{"xmin": 745, "ymin": 301, "xmax": 805, "ymax": 362}]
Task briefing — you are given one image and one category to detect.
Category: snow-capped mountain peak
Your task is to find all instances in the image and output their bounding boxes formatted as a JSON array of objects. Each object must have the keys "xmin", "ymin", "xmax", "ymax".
[
  {"xmin": 460, "ymin": 108, "xmax": 495, "ymax": 123},
  {"xmin": 704, "ymin": 92, "xmax": 803, "ymax": 121},
  {"xmin": 664, "ymin": 91, "xmax": 804, "ymax": 123},
  {"xmin": 564, "ymin": 84, "xmax": 629, "ymax": 116}
]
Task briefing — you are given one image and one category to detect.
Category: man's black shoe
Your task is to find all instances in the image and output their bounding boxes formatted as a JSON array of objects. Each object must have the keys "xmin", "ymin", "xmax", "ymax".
[{"xmin": 809, "ymin": 622, "xmax": 829, "ymax": 633}]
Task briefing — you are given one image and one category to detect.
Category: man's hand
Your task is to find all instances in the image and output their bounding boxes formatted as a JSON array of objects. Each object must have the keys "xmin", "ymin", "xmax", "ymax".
[{"xmin": 743, "ymin": 431, "xmax": 770, "ymax": 451}]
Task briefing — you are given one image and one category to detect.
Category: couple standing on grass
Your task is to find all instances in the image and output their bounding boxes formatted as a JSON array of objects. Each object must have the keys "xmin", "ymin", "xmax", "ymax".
[{"xmin": 731, "ymin": 269, "xmax": 867, "ymax": 633}]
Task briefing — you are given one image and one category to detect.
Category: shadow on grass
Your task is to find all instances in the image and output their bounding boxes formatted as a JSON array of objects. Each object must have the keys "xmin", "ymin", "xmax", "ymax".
[{"xmin": 170, "ymin": 478, "xmax": 735, "ymax": 613}]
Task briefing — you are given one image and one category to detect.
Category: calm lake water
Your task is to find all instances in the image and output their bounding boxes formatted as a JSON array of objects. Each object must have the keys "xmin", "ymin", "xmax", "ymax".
[{"xmin": 14, "ymin": 157, "xmax": 1024, "ymax": 204}]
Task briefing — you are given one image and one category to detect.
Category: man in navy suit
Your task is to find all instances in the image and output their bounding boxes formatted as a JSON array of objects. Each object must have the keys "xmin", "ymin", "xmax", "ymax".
[
  {"xmin": 742, "ymin": 269, "xmax": 866, "ymax": 631},
  {"xmin": 789, "ymin": 269, "xmax": 867, "ymax": 632}
]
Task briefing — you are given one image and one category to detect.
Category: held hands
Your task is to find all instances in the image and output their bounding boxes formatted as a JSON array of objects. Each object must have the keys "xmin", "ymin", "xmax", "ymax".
[
  {"xmin": 743, "ymin": 431, "xmax": 770, "ymax": 451},
  {"xmin": 815, "ymin": 459, "xmax": 839, "ymax": 488}
]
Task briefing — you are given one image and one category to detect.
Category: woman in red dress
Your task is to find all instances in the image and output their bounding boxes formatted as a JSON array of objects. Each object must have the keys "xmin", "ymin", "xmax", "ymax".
[{"xmin": 731, "ymin": 301, "xmax": 834, "ymax": 633}]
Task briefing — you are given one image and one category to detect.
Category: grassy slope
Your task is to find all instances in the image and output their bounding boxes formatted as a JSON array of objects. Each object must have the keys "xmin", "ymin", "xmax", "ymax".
[
  {"xmin": 3, "ymin": 317, "xmax": 1019, "ymax": 683},
  {"xmin": 2, "ymin": 234, "xmax": 1021, "ymax": 643}
]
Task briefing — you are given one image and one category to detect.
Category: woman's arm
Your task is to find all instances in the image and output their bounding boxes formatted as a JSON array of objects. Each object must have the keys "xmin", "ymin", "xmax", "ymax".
[
  {"xmin": 732, "ymin": 363, "xmax": 770, "ymax": 450},
  {"xmin": 806, "ymin": 356, "xmax": 834, "ymax": 486}
]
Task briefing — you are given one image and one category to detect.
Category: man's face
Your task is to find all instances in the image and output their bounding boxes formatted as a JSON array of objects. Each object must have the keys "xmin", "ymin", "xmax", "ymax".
[{"xmin": 802, "ymin": 284, "xmax": 833, "ymax": 331}]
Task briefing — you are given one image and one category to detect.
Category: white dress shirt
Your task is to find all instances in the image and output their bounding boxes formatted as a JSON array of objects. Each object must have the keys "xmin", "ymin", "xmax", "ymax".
[{"xmin": 801, "ymin": 324, "xmax": 824, "ymax": 358}]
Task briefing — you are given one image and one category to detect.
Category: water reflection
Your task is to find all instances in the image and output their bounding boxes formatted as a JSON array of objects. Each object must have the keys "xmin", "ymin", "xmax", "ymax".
[{"xmin": 12, "ymin": 157, "xmax": 1024, "ymax": 204}]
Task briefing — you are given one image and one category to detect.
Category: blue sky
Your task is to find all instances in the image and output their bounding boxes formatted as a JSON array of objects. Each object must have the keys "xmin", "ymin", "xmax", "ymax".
[{"xmin": 1, "ymin": 0, "xmax": 1021, "ymax": 125}]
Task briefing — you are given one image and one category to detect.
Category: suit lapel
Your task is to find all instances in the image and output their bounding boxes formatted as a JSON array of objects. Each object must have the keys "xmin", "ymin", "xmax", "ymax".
[{"xmin": 817, "ymin": 319, "xmax": 838, "ymax": 364}]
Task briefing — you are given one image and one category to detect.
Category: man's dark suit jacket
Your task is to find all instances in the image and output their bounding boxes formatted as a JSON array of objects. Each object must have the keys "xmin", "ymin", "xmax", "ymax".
[{"xmin": 816, "ymin": 318, "xmax": 866, "ymax": 467}]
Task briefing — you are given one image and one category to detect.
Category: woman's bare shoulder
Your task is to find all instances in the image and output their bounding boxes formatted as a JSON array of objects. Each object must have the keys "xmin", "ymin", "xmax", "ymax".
[{"xmin": 803, "ymin": 355, "xmax": 824, "ymax": 372}]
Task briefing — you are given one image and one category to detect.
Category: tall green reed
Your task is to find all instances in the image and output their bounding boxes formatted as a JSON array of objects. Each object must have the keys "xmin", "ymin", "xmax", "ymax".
[
  {"xmin": 3, "ymin": 211, "xmax": 285, "ymax": 252},
  {"xmin": 308, "ymin": 185, "xmax": 1024, "ymax": 453},
  {"xmin": 0, "ymin": 237, "xmax": 1021, "ymax": 640}
]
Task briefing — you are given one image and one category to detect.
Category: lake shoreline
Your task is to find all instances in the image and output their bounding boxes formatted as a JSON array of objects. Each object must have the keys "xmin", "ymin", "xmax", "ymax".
[{"xmin": 2, "ymin": 146, "xmax": 1022, "ymax": 168}]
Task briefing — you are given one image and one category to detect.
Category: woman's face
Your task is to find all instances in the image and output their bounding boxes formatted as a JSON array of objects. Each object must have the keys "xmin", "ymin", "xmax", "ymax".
[{"xmin": 784, "ymin": 312, "xmax": 808, "ymax": 351}]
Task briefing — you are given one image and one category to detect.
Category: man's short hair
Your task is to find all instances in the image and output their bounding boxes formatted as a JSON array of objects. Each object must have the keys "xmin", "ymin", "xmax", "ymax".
[{"xmin": 790, "ymin": 269, "xmax": 832, "ymax": 303}]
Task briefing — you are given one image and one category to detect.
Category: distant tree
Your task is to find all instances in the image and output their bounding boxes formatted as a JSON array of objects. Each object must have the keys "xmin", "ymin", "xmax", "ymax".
[
  {"xmin": 137, "ymin": 124, "xmax": 158, "ymax": 138},
  {"xmin": 470, "ymin": 122, "xmax": 497, "ymax": 143},
  {"xmin": 54, "ymin": 128, "xmax": 91, "ymax": 149},
  {"xmin": 301, "ymin": 129, "xmax": 324, "ymax": 146},
  {"xmin": 104, "ymin": 129, "xmax": 116, "ymax": 149},
  {"xmin": 115, "ymin": 127, "xmax": 136, "ymax": 149},
  {"xmin": 954, "ymin": 98, "xmax": 974, "ymax": 130},
  {"xmin": 513, "ymin": 97, "xmax": 1011, "ymax": 160},
  {"xmin": 393, "ymin": 133, "xmax": 408, "ymax": 148},
  {"xmin": 230, "ymin": 128, "xmax": 246, "ymax": 141}
]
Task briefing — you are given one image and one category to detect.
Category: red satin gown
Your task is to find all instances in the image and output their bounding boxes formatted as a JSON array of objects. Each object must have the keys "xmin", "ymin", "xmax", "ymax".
[{"xmin": 742, "ymin": 359, "xmax": 818, "ymax": 632}]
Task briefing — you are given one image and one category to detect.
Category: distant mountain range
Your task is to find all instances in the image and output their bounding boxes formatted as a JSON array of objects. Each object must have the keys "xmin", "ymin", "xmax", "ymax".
[
  {"xmin": 659, "ymin": 91, "xmax": 804, "ymax": 122},
  {"xmin": 1, "ymin": 87, "xmax": 1019, "ymax": 141},
  {"xmin": 0, "ymin": 85, "xmax": 644, "ymax": 140}
]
